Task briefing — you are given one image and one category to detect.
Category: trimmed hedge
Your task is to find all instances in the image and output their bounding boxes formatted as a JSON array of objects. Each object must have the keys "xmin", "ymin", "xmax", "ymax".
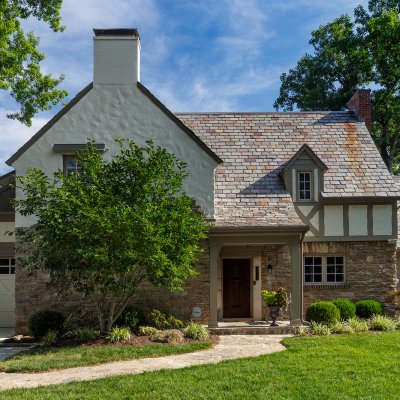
[
  {"xmin": 306, "ymin": 301, "xmax": 340, "ymax": 325},
  {"xmin": 28, "ymin": 309, "xmax": 65, "ymax": 338},
  {"xmin": 355, "ymin": 300, "xmax": 383, "ymax": 319},
  {"xmin": 331, "ymin": 299, "xmax": 356, "ymax": 321}
]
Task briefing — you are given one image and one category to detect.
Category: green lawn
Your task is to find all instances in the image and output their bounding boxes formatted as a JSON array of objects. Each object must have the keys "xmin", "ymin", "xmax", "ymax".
[
  {"xmin": 2, "ymin": 331, "xmax": 400, "ymax": 399},
  {"xmin": 0, "ymin": 342, "xmax": 212, "ymax": 373}
]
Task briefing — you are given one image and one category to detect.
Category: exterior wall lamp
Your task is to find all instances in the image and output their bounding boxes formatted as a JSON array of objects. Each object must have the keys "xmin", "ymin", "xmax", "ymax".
[{"xmin": 267, "ymin": 264, "xmax": 273, "ymax": 274}]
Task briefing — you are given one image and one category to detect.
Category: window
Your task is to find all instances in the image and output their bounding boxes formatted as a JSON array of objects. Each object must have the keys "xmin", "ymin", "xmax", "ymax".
[
  {"xmin": 304, "ymin": 256, "xmax": 344, "ymax": 284},
  {"xmin": 298, "ymin": 172, "xmax": 311, "ymax": 200},
  {"xmin": 63, "ymin": 156, "xmax": 82, "ymax": 176},
  {"xmin": 0, "ymin": 258, "xmax": 15, "ymax": 274}
]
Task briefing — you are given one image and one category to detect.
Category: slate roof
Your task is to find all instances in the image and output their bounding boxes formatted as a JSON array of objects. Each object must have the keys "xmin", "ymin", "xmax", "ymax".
[{"xmin": 177, "ymin": 111, "xmax": 400, "ymax": 229}]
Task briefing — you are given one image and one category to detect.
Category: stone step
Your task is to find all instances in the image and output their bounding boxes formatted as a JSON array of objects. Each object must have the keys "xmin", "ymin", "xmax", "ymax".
[{"xmin": 208, "ymin": 325, "xmax": 296, "ymax": 335}]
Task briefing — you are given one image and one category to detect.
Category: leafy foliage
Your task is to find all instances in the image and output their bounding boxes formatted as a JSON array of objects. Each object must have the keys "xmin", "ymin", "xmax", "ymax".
[
  {"xmin": 261, "ymin": 288, "xmax": 288, "ymax": 308},
  {"xmin": 74, "ymin": 327, "xmax": 97, "ymax": 342},
  {"xmin": 330, "ymin": 320, "xmax": 354, "ymax": 334},
  {"xmin": 368, "ymin": 314, "xmax": 395, "ymax": 331},
  {"xmin": 41, "ymin": 330, "xmax": 57, "ymax": 347},
  {"xmin": 184, "ymin": 322, "xmax": 209, "ymax": 340},
  {"xmin": 150, "ymin": 310, "xmax": 184, "ymax": 330},
  {"xmin": 114, "ymin": 306, "xmax": 145, "ymax": 333},
  {"xmin": 331, "ymin": 299, "xmax": 356, "ymax": 320},
  {"xmin": 310, "ymin": 322, "xmax": 331, "ymax": 336},
  {"xmin": 137, "ymin": 326, "xmax": 160, "ymax": 337},
  {"xmin": 306, "ymin": 301, "xmax": 340, "ymax": 325},
  {"xmin": 15, "ymin": 140, "xmax": 209, "ymax": 333},
  {"xmin": 0, "ymin": 0, "xmax": 67, "ymax": 125},
  {"xmin": 274, "ymin": 0, "xmax": 400, "ymax": 171},
  {"xmin": 348, "ymin": 317, "xmax": 369, "ymax": 332},
  {"xmin": 28, "ymin": 309, "xmax": 65, "ymax": 338},
  {"xmin": 108, "ymin": 327, "xmax": 131, "ymax": 343},
  {"xmin": 355, "ymin": 300, "xmax": 383, "ymax": 319}
]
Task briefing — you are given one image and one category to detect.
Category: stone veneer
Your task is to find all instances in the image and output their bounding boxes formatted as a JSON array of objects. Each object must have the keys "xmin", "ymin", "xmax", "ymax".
[
  {"xmin": 14, "ymin": 239, "xmax": 397, "ymax": 333},
  {"xmin": 15, "ymin": 242, "xmax": 210, "ymax": 334}
]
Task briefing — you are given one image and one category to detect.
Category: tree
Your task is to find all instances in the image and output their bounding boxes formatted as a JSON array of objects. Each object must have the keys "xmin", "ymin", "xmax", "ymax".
[
  {"xmin": 1, "ymin": 0, "xmax": 67, "ymax": 126},
  {"xmin": 274, "ymin": 0, "xmax": 400, "ymax": 172},
  {"xmin": 14, "ymin": 140, "xmax": 209, "ymax": 333}
]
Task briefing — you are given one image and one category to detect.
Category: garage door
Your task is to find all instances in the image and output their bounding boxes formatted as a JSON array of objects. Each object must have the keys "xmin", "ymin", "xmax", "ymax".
[{"xmin": 0, "ymin": 258, "xmax": 15, "ymax": 327}]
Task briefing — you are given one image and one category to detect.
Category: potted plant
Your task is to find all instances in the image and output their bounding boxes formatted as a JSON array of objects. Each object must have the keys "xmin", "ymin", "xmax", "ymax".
[{"xmin": 261, "ymin": 287, "xmax": 288, "ymax": 326}]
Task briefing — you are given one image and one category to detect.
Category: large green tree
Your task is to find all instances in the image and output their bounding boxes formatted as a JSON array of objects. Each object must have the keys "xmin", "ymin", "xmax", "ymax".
[
  {"xmin": 274, "ymin": 0, "xmax": 400, "ymax": 172},
  {"xmin": 1, "ymin": 0, "xmax": 67, "ymax": 126},
  {"xmin": 14, "ymin": 140, "xmax": 209, "ymax": 333}
]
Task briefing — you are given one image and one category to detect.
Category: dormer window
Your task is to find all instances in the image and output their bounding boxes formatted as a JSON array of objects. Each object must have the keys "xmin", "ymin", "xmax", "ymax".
[{"xmin": 298, "ymin": 172, "xmax": 311, "ymax": 200}]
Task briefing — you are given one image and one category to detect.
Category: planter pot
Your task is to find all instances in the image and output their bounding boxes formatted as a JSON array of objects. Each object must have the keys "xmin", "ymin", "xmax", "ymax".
[{"xmin": 268, "ymin": 306, "xmax": 282, "ymax": 326}]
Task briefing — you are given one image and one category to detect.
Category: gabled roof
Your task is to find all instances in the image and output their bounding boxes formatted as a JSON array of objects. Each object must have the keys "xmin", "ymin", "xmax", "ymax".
[
  {"xmin": 281, "ymin": 143, "xmax": 328, "ymax": 173},
  {"xmin": 177, "ymin": 111, "xmax": 400, "ymax": 229},
  {"xmin": 6, "ymin": 83, "xmax": 94, "ymax": 165}
]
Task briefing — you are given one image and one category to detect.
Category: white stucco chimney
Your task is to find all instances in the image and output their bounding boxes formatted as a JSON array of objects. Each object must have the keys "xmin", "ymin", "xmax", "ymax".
[{"xmin": 93, "ymin": 28, "xmax": 140, "ymax": 85}]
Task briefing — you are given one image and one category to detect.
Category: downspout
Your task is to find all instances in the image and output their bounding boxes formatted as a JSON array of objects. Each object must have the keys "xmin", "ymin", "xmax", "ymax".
[{"xmin": 300, "ymin": 231, "xmax": 311, "ymax": 327}]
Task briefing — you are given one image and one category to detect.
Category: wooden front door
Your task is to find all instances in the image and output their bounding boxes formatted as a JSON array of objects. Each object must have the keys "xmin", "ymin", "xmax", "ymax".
[{"xmin": 223, "ymin": 259, "xmax": 251, "ymax": 318}]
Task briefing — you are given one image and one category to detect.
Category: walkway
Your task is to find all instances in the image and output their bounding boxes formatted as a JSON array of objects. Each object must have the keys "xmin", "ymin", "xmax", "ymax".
[{"xmin": 0, "ymin": 334, "xmax": 289, "ymax": 391}]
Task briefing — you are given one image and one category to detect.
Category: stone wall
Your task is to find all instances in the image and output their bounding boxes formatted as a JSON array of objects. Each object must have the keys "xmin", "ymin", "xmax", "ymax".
[
  {"xmin": 303, "ymin": 240, "xmax": 397, "ymax": 315},
  {"xmin": 15, "ymin": 243, "xmax": 210, "ymax": 334}
]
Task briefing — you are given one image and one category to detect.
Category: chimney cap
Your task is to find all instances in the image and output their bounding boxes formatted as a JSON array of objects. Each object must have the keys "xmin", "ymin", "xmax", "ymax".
[{"xmin": 93, "ymin": 28, "xmax": 139, "ymax": 38}]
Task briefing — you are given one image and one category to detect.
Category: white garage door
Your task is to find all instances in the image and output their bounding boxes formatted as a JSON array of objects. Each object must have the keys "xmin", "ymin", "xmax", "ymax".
[{"xmin": 0, "ymin": 258, "xmax": 15, "ymax": 327}]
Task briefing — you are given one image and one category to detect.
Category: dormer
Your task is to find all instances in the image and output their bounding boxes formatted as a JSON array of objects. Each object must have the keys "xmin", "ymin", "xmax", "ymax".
[{"xmin": 280, "ymin": 144, "xmax": 327, "ymax": 204}]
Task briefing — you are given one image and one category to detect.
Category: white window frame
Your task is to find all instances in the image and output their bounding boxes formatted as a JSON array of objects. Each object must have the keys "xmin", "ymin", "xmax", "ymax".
[
  {"xmin": 63, "ymin": 156, "xmax": 82, "ymax": 176},
  {"xmin": 304, "ymin": 255, "xmax": 345, "ymax": 285},
  {"xmin": 298, "ymin": 171, "xmax": 312, "ymax": 201}
]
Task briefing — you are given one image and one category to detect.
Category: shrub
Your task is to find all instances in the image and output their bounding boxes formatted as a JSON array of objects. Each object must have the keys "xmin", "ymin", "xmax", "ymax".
[
  {"xmin": 311, "ymin": 322, "xmax": 331, "ymax": 336},
  {"xmin": 150, "ymin": 309, "xmax": 184, "ymax": 330},
  {"xmin": 306, "ymin": 301, "xmax": 340, "ymax": 325},
  {"xmin": 150, "ymin": 329, "xmax": 184, "ymax": 343},
  {"xmin": 331, "ymin": 299, "xmax": 356, "ymax": 321},
  {"xmin": 394, "ymin": 317, "xmax": 400, "ymax": 330},
  {"xmin": 330, "ymin": 320, "xmax": 354, "ymax": 334},
  {"xmin": 108, "ymin": 326, "xmax": 131, "ymax": 343},
  {"xmin": 41, "ymin": 330, "xmax": 58, "ymax": 346},
  {"xmin": 114, "ymin": 306, "xmax": 145, "ymax": 332},
  {"xmin": 368, "ymin": 315, "xmax": 395, "ymax": 331},
  {"xmin": 184, "ymin": 322, "xmax": 209, "ymax": 340},
  {"xmin": 355, "ymin": 300, "xmax": 383, "ymax": 319},
  {"xmin": 29, "ymin": 309, "xmax": 65, "ymax": 338},
  {"xmin": 297, "ymin": 326, "xmax": 310, "ymax": 336},
  {"xmin": 138, "ymin": 326, "xmax": 160, "ymax": 336},
  {"xmin": 261, "ymin": 287, "xmax": 288, "ymax": 308},
  {"xmin": 75, "ymin": 327, "xmax": 97, "ymax": 342},
  {"xmin": 348, "ymin": 317, "xmax": 369, "ymax": 332}
]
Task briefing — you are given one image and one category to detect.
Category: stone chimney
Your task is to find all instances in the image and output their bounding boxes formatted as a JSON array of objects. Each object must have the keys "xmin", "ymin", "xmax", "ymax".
[
  {"xmin": 347, "ymin": 89, "xmax": 372, "ymax": 132},
  {"xmin": 93, "ymin": 28, "xmax": 140, "ymax": 85}
]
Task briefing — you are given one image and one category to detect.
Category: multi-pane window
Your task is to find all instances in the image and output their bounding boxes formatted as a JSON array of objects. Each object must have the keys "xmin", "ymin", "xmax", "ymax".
[
  {"xmin": 298, "ymin": 172, "xmax": 311, "ymax": 200},
  {"xmin": 0, "ymin": 258, "xmax": 15, "ymax": 274},
  {"xmin": 64, "ymin": 156, "xmax": 82, "ymax": 176},
  {"xmin": 304, "ymin": 256, "xmax": 345, "ymax": 284}
]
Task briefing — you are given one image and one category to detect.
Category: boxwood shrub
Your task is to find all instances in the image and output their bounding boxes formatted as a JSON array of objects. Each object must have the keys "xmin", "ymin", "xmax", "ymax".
[
  {"xmin": 331, "ymin": 299, "xmax": 356, "ymax": 320},
  {"xmin": 28, "ymin": 309, "xmax": 65, "ymax": 338},
  {"xmin": 355, "ymin": 300, "xmax": 383, "ymax": 319},
  {"xmin": 306, "ymin": 301, "xmax": 340, "ymax": 325}
]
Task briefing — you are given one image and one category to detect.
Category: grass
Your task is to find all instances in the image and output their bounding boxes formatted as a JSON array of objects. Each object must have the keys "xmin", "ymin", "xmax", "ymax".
[
  {"xmin": 0, "ymin": 342, "xmax": 212, "ymax": 373},
  {"xmin": 2, "ymin": 331, "xmax": 400, "ymax": 399}
]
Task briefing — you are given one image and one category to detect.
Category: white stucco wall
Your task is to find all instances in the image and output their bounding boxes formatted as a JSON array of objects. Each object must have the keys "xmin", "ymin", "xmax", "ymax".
[
  {"xmin": 12, "ymin": 84, "xmax": 218, "ymax": 227},
  {"xmin": 373, "ymin": 205, "xmax": 392, "ymax": 236},
  {"xmin": 0, "ymin": 222, "xmax": 14, "ymax": 242},
  {"xmin": 324, "ymin": 205, "xmax": 344, "ymax": 236},
  {"xmin": 349, "ymin": 205, "xmax": 368, "ymax": 236}
]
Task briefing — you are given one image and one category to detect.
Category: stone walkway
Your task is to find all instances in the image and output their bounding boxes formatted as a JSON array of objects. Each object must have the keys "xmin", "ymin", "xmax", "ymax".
[{"xmin": 0, "ymin": 335, "xmax": 289, "ymax": 391}]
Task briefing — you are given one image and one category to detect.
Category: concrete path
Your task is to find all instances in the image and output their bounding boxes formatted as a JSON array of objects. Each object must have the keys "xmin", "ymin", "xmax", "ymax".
[{"xmin": 0, "ymin": 334, "xmax": 289, "ymax": 391}]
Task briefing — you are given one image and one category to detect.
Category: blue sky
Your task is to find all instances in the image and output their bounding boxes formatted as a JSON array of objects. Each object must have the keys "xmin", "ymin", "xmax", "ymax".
[{"xmin": 0, "ymin": 0, "xmax": 368, "ymax": 175}]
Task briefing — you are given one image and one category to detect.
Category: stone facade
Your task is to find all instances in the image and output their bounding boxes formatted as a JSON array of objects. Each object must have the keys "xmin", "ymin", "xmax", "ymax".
[
  {"xmin": 15, "ymin": 243, "xmax": 210, "ymax": 334},
  {"xmin": 303, "ymin": 240, "xmax": 397, "ymax": 314}
]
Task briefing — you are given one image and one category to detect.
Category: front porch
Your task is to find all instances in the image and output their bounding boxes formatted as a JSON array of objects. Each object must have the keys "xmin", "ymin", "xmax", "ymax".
[
  {"xmin": 208, "ymin": 228, "xmax": 307, "ymax": 328},
  {"xmin": 208, "ymin": 320, "xmax": 296, "ymax": 335}
]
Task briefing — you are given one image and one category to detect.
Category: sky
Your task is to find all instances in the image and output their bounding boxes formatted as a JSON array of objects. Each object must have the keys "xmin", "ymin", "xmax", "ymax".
[{"xmin": 0, "ymin": 0, "xmax": 369, "ymax": 175}]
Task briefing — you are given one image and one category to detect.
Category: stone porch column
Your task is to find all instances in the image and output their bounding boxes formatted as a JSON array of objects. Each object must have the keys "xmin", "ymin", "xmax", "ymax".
[
  {"xmin": 289, "ymin": 241, "xmax": 303, "ymax": 326},
  {"xmin": 208, "ymin": 242, "xmax": 220, "ymax": 328}
]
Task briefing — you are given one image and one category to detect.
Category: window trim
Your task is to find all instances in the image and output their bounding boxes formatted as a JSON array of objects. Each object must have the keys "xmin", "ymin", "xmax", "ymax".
[
  {"xmin": 304, "ymin": 255, "xmax": 345, "ymax": 285},
  {"xmin": 63, "ymin": 155, "xmax": 82, "ymax": 176},
  {"xmin": 297, "ymin": 171, "xmax": 312, "ymax": 201},
  {"xmin": 0, "ymin": 258, "xmax": 15, "ymax": 275}
]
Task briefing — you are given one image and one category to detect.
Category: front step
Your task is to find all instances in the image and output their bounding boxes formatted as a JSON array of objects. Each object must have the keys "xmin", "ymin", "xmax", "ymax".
[{"xmin": 209, "ymin": 325, "xmax": 296, "ymax": 335}]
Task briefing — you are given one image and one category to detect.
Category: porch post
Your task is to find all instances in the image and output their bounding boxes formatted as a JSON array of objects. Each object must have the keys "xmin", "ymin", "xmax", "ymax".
[
  {"xmin": 289, "ymin": 239, "xmax": 303, "ymax": 326},
  {"xmin": 208, "ymin": 241, "xmax": 220, "ymax": 328}
]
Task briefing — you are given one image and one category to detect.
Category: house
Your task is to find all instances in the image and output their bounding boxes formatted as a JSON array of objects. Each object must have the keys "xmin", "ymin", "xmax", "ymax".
[{"xmin": 2, "ymin": 29, "xmax": 399, "ymax": 332}]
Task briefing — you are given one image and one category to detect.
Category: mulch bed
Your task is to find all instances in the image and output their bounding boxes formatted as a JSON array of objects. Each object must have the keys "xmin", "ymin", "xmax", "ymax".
[{"xmin": 3, "ymin": 333, "xmax": 220, "ymax": 348}]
